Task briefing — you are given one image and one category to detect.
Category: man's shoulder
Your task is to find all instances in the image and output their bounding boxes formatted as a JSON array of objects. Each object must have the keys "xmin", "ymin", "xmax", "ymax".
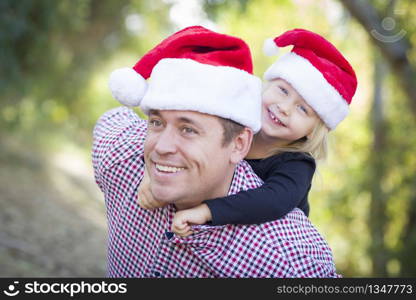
[
  {"xmin": 92, "ymin": 106, "xmax": 147, "ymax": 173},
  {"xmin": 94, "ymin": 106, "xmax": 147, "ymax": 139},
  {"xmin": 229, "ymin": 160, "xmax": 263, "ymax": 195}
]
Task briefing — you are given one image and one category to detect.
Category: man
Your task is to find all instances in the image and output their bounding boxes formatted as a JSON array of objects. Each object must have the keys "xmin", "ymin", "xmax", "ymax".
[{"xmin": 93, "ymin": 26, "xmax": 339, "ymax": 277}]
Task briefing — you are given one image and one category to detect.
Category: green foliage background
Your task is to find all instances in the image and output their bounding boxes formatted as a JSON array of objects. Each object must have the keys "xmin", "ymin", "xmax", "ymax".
[{"xmin": 1, "ymin": 0, "xmax": 415, "ymax": 277}]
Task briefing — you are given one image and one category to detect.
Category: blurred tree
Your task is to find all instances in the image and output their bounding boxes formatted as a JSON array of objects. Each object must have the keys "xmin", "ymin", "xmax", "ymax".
[
  {"xmin": 0, "ymin": 0, "xmax": 171, "ymax": 137},
  {"xmin": 0, "ymin": 1, "xmax": 174, "ymax": 277},
  {"xmin": 1, "ymin": 0, "xmax": 125, "ymax": 128},
  {"xmin": 339, "ymin": 0, "xmax": 416, "ymax": 116},
  {"xmin": 369, "ymin": 50, "xmax": 388, "ymax": 276},
  {"xmin": 339, "ymin": 0, "xmax": 416, "ymax": 277}
]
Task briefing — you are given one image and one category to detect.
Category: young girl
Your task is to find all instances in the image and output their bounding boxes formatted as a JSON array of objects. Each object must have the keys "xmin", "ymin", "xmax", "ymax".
[{"xmin": 139, "ymin": 28, "xmax": 357, "ymax": 237}]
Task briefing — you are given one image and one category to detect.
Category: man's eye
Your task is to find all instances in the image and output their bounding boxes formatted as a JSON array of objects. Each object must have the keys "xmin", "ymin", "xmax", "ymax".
[
  {"xmin": 149, "ymin": 119, "xmax": 162, "ymax": 127},
  {"xmin": 182, "ymin": 127, "xmax": 197, "ymax": 135}
]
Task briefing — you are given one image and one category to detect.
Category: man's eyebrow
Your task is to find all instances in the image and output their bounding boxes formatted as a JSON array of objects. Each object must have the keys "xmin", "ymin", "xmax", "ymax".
[
  {"xmin": 148, "ymin": 109, "xmax": 160, "ymax": 117},
  {"xmin": 178, "ymin": 117, "xmax": 204, "ymax": 130}
]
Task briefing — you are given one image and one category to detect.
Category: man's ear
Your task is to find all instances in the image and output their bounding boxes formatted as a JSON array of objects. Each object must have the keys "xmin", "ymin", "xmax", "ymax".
[{"xmin": 230, "ymin": 127, "xmax": 253, "ymax": 164}]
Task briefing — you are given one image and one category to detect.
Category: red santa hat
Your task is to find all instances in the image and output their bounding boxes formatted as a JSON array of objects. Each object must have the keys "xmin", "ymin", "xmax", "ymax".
[
  {"xmin": 263, "ymin": 28, "xmax": 357, "ymax": 130},
  {"xmin": 109, "ymin": 26, "xmax": 262, "ymax": 132}
]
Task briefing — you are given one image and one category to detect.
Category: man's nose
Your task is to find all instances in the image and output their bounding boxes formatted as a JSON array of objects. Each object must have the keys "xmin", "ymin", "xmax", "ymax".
[{"xmin": 154, "ymin": 128, "xmax": 178, "ymax": 155}]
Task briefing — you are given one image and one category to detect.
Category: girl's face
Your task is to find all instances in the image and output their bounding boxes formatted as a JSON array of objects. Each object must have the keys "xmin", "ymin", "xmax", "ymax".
[{"xmin": 260, "ymin": 78, "xmax": 320, "ymax": 144}]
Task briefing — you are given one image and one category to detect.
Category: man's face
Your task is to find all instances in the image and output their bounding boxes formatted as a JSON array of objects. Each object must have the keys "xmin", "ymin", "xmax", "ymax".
[{"xmin": 144, "ymin": 110, "xmax": 236, "ymax": 208}]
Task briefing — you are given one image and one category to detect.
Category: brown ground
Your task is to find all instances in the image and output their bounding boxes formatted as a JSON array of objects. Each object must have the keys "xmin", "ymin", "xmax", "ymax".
[{"xmin": 0, "ymin": 137, "xmax": 107, "ymax": 277}]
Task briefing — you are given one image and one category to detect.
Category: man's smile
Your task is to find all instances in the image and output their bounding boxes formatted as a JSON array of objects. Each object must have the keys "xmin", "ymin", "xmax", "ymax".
[
  {"xmin": 155, "ymin": 163, "xmax": 186, "ymax": 173},
  {"xmin": 150, "ymin": 159, "xmax": 188, "ymax": 178}
]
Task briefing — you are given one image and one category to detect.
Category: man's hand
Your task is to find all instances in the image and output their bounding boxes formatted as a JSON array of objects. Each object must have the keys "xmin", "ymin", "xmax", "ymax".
[
  {"xmin": 137, "ymin": 168, "xmax": 166, "ymax": 210},
  {"xmin": 171, "ymin": 204, "xmax": 212, "ymax": 237}
]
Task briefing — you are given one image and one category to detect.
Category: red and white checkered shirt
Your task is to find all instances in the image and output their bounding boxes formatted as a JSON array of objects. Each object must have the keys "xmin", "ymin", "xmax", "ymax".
[{"xmin": 92, "ymin": 107, "xmax": 340, "ymax": 278}]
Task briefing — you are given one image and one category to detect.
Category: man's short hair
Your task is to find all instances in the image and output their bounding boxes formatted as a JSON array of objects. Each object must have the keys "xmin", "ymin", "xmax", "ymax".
[{"xmin": 218, "ymin": 117, "xmax": 245, "ymax": 147}]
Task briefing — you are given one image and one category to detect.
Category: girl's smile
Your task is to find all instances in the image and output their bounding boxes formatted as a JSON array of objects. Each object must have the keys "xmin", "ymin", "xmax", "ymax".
[{"xmin": 267, "ymin": 105, "xmax": 287, "ymax": 127}]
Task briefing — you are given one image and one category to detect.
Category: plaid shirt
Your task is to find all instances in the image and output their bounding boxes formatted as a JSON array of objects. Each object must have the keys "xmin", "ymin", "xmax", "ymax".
[{"xmin": 92, "ymin": 107, "xmax": 340, "ymax": 278}]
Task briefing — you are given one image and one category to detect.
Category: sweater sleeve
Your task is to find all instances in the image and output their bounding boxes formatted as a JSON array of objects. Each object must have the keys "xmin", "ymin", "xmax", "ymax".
[
  {"xmin": 205, "ymin": 154, "xmax": 315, "ymax": 225},
  {"xmin": 92, "ymin": 106, "xmax": 146, "ymax": 193}
]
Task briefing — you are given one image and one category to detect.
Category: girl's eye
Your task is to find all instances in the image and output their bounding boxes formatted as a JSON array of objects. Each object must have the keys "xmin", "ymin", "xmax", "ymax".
[
  {"xmin": 279, "ymin": 86, "xmax": 289, "ymax": 96},
  {"xmin": 298, "ymin": 105, "xmax": 309, "ymax": 115}
]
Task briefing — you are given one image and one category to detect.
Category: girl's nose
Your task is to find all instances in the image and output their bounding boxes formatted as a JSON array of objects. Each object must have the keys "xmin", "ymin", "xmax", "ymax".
[{"xmin": 277, "ymin": 102, "xmax": 291, "ymax": 116}]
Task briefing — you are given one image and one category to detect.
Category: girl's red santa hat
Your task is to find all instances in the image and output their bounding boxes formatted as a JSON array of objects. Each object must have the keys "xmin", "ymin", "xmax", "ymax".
[
  {"xmin": 263, "ymin": 28, "xmax": 357, "ymax": 130},
  {"xmin": 109, "ymin": 26, "xmax": 262, "ymax": 132}
]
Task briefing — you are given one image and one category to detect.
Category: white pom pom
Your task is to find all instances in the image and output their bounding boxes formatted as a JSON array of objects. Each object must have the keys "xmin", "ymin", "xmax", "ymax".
[
  {"xmin": 108, "ymin": 67, "xmax": 147, "ymax": 106},
  {"xmin": 263, "ymin": 38, "xmax": 279, "ymax": 56}
]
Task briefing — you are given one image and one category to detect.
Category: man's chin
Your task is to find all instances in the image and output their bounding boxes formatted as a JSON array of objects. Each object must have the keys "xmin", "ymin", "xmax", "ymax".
[{"xmin": 151, "ymin": 187, "xmax": 181, "ymax": 205}]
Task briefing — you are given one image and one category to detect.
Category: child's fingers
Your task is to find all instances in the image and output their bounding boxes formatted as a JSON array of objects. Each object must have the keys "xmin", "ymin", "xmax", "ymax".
[
  {"xmin": 171, "ymin": 222, "xmax": 186, "ymax": 233},
  {"xmin": 176, "ymin": 227, "xmax": 193, "ymax": 237},
  {"xmin": 149, "ymin": 197, "xmax": 164, "ymax": 208},
  {"xmin": 137, "ymin": 193, "xmax": 148, "ymax": 209},
  {"xmin": 171, "ymin": 222, "xmax": 193, "ymax": 237},
  {"xmin": 144, "ymin": 187, "xmax": 166, "ymax": 208},
  {"xmin": 178, "ymin": 224, "xmax": 192, "ymax": 236},
  {"xmin": 172, "ymin": 216, "xmax": 185, "ymax": 228},
  {"xmin": 138, "ymin": 192, "xmax": 153, "ymax": 210},
  {"xmin": 138, "ymin": 188, "xmax": 165, "ymax": 210},
  {"xmin": 180, "ymin": 228, "xmax": 193, "ymax": 237}
]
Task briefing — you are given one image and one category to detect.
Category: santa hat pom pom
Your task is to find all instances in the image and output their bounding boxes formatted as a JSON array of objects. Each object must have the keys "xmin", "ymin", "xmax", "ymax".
[
  {"xmin": 109, "ymin": 67, "xmax": 147, "ymax": 106},
  {"xmin": 263, "ymin": 38, "xmax": 279, "ymax": 56}
]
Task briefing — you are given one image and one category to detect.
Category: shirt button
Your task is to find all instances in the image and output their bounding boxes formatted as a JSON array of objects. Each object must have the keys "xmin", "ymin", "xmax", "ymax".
[{"xmin": 165, "ymin": 231, "xmax": 174, "ymax": 239}]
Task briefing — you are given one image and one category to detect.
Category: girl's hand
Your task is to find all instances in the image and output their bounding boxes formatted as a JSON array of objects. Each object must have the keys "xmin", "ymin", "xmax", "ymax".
[
  {"xmin": 137, "ymin": 168, "xmax": 166, "ymax": 210},
  {"xmin": 171, "ymin": 204, "xmax": 212, "ymax": 237}
]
